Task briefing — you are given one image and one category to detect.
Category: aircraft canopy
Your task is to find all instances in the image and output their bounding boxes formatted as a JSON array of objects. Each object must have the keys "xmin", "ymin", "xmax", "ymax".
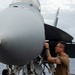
[{"xmin": 12, "ymin": 0, "xmax": 40, "ymax": 9}]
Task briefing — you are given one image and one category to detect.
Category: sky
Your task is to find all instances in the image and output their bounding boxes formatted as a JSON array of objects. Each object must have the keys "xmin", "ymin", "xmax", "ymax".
[
  {"xmin": 39, "ymin": 0, "xmax": 75, "ymax": 42},
  {"xmin": 0, "ymin": 0, "xmax": 75, "ymax": 42}
]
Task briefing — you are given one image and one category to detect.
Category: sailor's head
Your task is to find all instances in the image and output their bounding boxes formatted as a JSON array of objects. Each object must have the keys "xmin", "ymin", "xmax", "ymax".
[{"xmin": 55, "ymin": 41, "xmax": 67, "ymax": 53}]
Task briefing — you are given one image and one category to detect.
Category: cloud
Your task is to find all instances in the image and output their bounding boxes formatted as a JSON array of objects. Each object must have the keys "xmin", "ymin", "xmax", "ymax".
[
  {"xmin": 40, "ymin": 0, "xmax": 75, "ymax": 4},
  {"xmin": 0, "ymin": 0, "xmax": 13, "ymax": 11},
  {"xmin": 57, "ymin": 5, "xmax": 75, "ymax": 41},
  {"xmin": 40, "ymin": 0, "xmax": 75, "ymax": 41}
]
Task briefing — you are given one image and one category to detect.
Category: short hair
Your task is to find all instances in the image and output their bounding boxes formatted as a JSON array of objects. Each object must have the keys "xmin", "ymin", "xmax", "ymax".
[{"xmin": 57, "ymin": 41, "xmax": 67, "ymax": 52}]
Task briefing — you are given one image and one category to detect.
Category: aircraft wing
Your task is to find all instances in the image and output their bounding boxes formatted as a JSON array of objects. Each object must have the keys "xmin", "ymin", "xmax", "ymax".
[
  {"xmin": 44, "ymin": 23, "xmax": 73, "ymax": 42},
  {"xmin": 42, "ymin": 24, "xmax": 75, "ymax": 58}
]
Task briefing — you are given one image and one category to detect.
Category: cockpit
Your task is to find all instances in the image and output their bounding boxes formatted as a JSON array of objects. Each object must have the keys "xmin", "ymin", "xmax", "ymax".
[{"xmin": 12, "ymin": 0, "xmax": 40, "ymax": 10}]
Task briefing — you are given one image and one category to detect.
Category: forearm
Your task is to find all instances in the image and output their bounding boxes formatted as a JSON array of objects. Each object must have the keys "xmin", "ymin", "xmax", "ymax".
[
  {"xmin": 46, "ymin": 49, "xmax": 55, "ymax": 63},
  {"xmin": 46, "ymin": 49, "xmax": 51, "ymax": 57},
  {"xmin": 46, "ymin": 49, "xmax": 60, "ymax": 64},
  {"xmin": 45, "ymin": 42, "xmax": 61, "ymax": 64}
]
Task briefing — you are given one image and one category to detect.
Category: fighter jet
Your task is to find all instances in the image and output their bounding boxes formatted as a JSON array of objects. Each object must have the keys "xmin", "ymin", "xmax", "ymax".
[
  {"xmin": 0, "ymin": 0, "xmax": 74, "ymax": 75},
  {"xmin": 0, "ymin": 0, "xmax": 45, "ymax": 65}
]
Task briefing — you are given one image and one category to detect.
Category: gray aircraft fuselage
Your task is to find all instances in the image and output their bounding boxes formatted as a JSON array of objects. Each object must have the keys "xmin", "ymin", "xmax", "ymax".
[{"xmin": 0, "ymin": 2, "xmax": 45, "ymax": 65}]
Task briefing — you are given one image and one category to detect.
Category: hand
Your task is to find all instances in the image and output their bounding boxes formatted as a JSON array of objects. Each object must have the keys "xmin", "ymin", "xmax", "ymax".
[{"xmin": 44, "ymin": 43, "xmax": 49, "ymax": 49}]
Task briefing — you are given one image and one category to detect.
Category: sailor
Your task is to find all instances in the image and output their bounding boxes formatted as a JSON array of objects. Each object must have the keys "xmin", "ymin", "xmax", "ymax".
[{"xmin": 44, "ymin": 41, "xmax": 70, "ymax": 75}]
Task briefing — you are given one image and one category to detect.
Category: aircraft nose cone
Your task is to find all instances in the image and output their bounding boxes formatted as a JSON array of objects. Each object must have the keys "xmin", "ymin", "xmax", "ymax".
[{"xmin": 0, "ymin": 7, "xmax": 45, "ymax": 65}]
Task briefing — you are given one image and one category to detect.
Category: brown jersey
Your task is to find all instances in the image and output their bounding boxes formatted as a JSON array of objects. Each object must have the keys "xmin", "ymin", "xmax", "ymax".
[{"xmin": 55, "ymin": 54, "xmax": 70, "ymax": 75}]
